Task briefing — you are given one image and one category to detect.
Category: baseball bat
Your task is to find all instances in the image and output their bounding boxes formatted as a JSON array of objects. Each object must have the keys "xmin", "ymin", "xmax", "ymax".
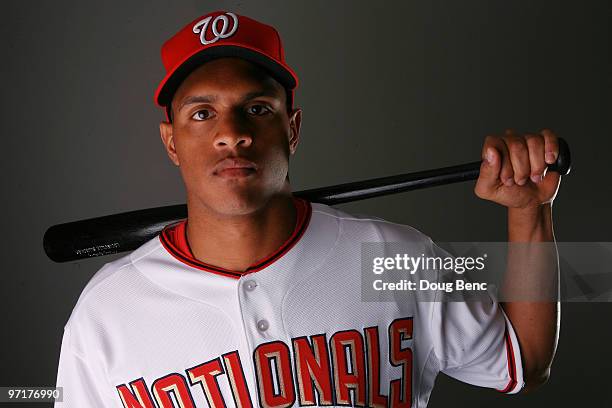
[{"xmin": 43, "ymin": 138, "xmax": 571, "ymax": 262}]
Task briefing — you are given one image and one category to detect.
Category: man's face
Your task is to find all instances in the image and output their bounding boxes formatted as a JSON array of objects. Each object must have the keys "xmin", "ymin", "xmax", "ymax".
[{"xmin": 159, "ymin": 58, "xmax": 301, "ymax": 217}]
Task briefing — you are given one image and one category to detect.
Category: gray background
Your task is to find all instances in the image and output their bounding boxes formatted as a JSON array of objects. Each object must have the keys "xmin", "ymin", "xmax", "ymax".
[{"xmin": 1, "ymin": 0, "xmax": 610, "ymax": 406}]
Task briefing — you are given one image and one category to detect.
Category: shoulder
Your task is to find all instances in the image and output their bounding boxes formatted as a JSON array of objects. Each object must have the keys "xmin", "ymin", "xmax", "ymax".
[
  {"xmin": 310, "ymin": 202, "xmax": 437, "ymax": 255},
  {"xmin": 63, "ymin": 237, "xmax": 163, "ymax": 329}
]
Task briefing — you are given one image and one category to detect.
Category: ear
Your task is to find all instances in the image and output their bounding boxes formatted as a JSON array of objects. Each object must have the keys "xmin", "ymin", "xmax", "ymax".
[
  {"xmin": 288, "ymin": 108, "xmax": 302, "ymax": 155},
  {"xmin": 159, "ymin": 121, "xmax": 180, "ymax": 166}
]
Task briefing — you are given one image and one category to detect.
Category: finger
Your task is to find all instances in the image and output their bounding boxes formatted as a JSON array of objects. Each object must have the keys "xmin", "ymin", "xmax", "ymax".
[
  {"xmin": 502, "ymin": 133, "xmax": 531, "ymax": 186},
  {"xmin": 493, "ymin": 131, "xmax": 513, "ymax": 186},
  {"xmin": 541, "ymin": 128, "xmax": 559, "ymax": 164},
  {"xmin": 475, "ymin": 137, "xmax": 503, "ymax": 196},
  {"xmin": 525, "ymin": 133, "xmax": 546, "ymax": 184}
]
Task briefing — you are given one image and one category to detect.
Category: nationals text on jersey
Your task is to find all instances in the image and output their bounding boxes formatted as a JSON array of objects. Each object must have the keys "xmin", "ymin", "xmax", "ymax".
[{"xmin": 117, "ymin": 318, "xmax": 413, "ymax": 408}]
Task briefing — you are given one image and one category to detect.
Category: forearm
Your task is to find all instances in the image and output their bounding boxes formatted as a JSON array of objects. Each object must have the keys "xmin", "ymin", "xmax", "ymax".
[{"xmin": 500, "ymin": 203, "xmax": 560, "ymax": 391}]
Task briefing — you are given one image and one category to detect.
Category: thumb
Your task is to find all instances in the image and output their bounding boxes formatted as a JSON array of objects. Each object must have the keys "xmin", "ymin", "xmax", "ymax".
[{"xmin": 539, "ymin": 168, "xmax": 561, "ymax": 199}]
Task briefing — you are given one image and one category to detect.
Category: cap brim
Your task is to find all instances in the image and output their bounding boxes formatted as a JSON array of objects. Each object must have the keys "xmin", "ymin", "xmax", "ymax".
[{"xmin": 154, "ymin": 44, "xmax": 298, "ymax": 107}]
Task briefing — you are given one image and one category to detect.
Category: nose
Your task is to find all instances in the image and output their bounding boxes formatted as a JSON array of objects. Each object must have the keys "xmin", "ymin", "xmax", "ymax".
[{"xmin": 213, "ymin": 112, "xmax": 253, "ymax": 150}]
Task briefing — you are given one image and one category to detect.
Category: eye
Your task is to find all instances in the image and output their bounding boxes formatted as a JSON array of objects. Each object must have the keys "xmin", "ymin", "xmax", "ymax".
[
  {"xmin": 247, "ymin": 104, "xmax": 271, "ymax": 116},
  {"xmin": 192, "ymin": 109, "xmax": 214, "ymax": 121}
]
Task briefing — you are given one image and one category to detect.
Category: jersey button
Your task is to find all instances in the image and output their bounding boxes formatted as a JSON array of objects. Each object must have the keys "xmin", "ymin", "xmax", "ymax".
[
  {"xmin": 256, "ymin": 319, "xmax": 269, "ymax": 332},
  {"xmin": 244, "ymin": 280, "xmax": 258, "ymax": 292}
]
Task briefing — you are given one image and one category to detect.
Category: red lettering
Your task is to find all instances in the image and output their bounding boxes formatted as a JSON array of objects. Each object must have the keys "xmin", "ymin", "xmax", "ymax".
[
  {"xmin": 292, "ymin": 335, "xmax": 333, "ymax": 405},
  {"xmin": 389, "ymin": 318, "xmax": 413, "ymax": 408},
  {"xmin": 152, "ymin": 373, "xmax": 196, "ymax": 408},
  {"xmin": 222, "ymin": 351, "xmax": 254, "ymax": 408},
  {"xmin": 253, "ymin": 341, "xmax": 296, "ymax": 408},
  {"xmin": 187, "ymin": 358, "xmax": 226, "ymax": 408},
  {"xmin": 116, "ymin": 378, "xmax": 156, "ymax": 408},
  {"xmin": 364, "ymin": 327, "xmax": 388, "ymax": 408},
  {"xmin": 330, "ymin": 330, "xmax": 366, "ymax": 406}
]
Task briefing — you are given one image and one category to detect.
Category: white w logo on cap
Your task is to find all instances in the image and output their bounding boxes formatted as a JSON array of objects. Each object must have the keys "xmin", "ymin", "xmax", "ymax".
[{"xmin": 192, "ymin": 12, "xmax": 239, "ymax": 45}]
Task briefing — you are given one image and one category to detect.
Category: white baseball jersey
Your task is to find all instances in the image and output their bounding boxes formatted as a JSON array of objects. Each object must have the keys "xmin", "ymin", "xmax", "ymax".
[{"xmin": 54, "ymin": 198, "xmax": 523, "ymax": 407}]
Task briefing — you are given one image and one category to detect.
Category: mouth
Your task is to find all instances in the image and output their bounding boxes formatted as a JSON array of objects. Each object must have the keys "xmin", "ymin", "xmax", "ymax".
[
  {"xmin": 217, "ymin": 168, "xmax": 256, "ymax": 178},
  {"xmin": 213, "ymin": 157, "xmax": 258, "ymax": 178}
]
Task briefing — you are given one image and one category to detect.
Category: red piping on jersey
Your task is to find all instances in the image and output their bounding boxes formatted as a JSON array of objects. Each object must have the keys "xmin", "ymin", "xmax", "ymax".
[
  {"xmin": 498, "ymin": 323, "xmax": 518, "ymax": 393},
  {"xmin": 159, "ymin": 197, "xmax": 312, "ymax": 279}
]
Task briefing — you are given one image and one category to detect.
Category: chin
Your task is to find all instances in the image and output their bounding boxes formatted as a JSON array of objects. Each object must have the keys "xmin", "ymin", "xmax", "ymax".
[
  {"xmin": 190, "ymin": 173, "xmax": 289, "ymax": 216},
  {"xmin": 205, "ymin": 188, "xmax": 269, "ymax": 217}
]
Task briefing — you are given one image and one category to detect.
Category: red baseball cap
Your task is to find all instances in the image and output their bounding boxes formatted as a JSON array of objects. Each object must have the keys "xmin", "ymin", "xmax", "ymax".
[{"xmin": 154, "ymin": 11, "xmax": 299, "ymax": 116}]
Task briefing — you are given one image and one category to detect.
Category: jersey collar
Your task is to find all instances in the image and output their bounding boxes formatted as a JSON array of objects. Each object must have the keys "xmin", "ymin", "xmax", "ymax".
[{"xmin": 159, "ymin": 197, "xmax": 312, "ymax": 279}]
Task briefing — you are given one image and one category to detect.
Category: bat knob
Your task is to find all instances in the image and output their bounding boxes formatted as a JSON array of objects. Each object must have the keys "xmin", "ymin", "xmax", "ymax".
[{"xmin": 547, "ymin": 137, "xmax": 571, "ymax": 176}]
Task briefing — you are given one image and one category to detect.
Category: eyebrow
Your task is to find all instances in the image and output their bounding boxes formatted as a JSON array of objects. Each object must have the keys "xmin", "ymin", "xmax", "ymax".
[{"xmin": 178, "ymin": 89, "xmax": 281, "ymax": 112}]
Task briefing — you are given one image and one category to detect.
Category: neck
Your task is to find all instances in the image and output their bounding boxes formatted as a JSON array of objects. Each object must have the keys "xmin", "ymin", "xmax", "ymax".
[{"xmin": 185, "ymin": 194, "xmax": 297, "ymax": 272}]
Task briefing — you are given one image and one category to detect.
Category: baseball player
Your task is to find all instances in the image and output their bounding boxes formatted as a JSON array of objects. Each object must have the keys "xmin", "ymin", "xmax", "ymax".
[{"xmin": 54, "ymin": 11, "xmax": 560, "ymax": 408}]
